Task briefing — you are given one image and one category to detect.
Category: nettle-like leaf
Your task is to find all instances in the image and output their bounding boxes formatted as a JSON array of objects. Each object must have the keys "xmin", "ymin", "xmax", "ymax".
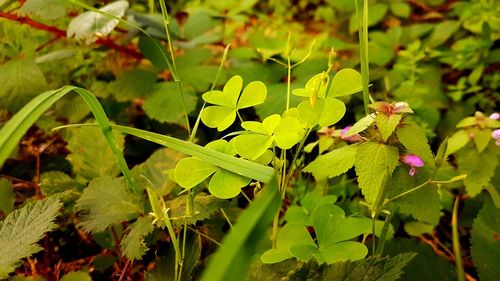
[
  {"xmin": 370, "ymin": 101, "xmax": 413, "ymax": 142},
  {"xmin": 292, "ymin": 70, "xmax": 359, "ymax": 127},
  {"xmin": 174, "ymin": 140, "xmax": 252, "ymax": 199},
  {"xmin": 457, "ymin": 144, "xmax": 498, "ymax": 197},
  {"xmin": 40, "ymin": 171, "xmax": 83, "ymax": 202},
  {"xmin": 355, "ymin": 142, "xmax": 399, "ymax": 205},
  {"xmin": 67, "ymin": 0, "xmax": 129, "ymax": 44},
  {"xmin": 471, "ymin": 198, "xmax": 500, "ymax": 281},
  {"xmin": 303, "ymin": 144, "xmax": 358, "ymax": 180},
  {"xmin": 396, "ymin": 120, "xmax": 435, "ymax": 169},
  {"xmin": 201, "ymin": 75, "xmax": 267, "ymax": 131},
  {"xmin": 165, "ymin": 193, "xmax": 227, "ymax": 226},
  {"xmin": 262, "ymin": 204, "xmax": 374, "ymax": 265},
  {"xmin": 120, "ymin": 216, "xmax": 154, "ymax": 260},
  {"xmin": 60, "ymin": 271, "xmax": 92, "ymax": 281},
  {"xmin": 233, "ymin": 114, "xmax": 304, "ymax": 160},
  {"xmin": 387, "ymin": 168, "xmax": 441, "ymax": 225},
  {"xmin": 76, "ymin": 177, "xmax": 143, "ymax": 233},
  {"xmin": 66, "ymin": 124, "xmax": 125, "ymax": 182},
  {"xmin": 0, "ymin": 197, "xmax": 62, "ymax": 278}
]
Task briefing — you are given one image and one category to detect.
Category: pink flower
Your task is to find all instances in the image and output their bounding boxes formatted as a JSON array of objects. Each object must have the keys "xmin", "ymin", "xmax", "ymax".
[
  {"xmin": 490, "ymin": 113, "xmax": 500, "ymax": 120},
  {"xmin": 400, "ymin": 154, "xmax": 424, "ymax": 176},
  {"xmin": 340, "ymin": 126, "xmax": 362, "ymax": 142},
  {"xmin": 492, "ymin": 129, "xmax": 500, "ymax": 146}
]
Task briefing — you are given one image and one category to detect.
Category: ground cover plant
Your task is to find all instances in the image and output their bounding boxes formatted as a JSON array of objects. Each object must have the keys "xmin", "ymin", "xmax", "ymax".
[{"xmin": 0, "ymin": 0, "xmax": 499, "ymax": 280}]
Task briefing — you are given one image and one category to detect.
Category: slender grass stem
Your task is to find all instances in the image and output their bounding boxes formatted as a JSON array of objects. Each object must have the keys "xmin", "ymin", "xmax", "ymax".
[
  {"xmin": 355, "ymin": 0, "xmax": 371, "ymax": 115},
  {"xmin": 452, "ymin": 197, "xmax": 465, "ymax": 281},
  {"xmin": 220, "ymin": 208, "xmax": 233, "ymax": 229}
]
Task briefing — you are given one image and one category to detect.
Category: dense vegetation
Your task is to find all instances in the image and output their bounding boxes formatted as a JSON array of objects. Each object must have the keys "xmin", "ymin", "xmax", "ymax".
[{"xmin": 0, "ymin": 0, "xmax": 499, "ymax": 280}]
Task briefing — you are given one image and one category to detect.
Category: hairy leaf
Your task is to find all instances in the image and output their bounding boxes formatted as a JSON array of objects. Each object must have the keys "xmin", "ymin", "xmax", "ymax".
[
  {"xmin": 121, "ymin": 216, "xmax": 154, "ymax": 260},
  {"xmin": 397, "ymin": 121, "xmax": 435, "ymax": 168},
  {"xmin": 457, "ymin": 145, "xmax": 498, "ymax": 197},
  {"xmin": 0, "ymin": 197, "xmax": 62, "ymax": 278},
  {"xmin": 166, "ymin": 193, "xmax": 227, "ymax": 227},
  {"xmin": 303, "ymin": 144, "xmax": 358, "ymax": 180}
]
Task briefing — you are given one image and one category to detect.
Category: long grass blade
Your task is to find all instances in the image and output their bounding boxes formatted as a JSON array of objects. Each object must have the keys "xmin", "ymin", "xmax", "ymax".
[{"xmin": 355, "ymin": 0, "xmax": 371, "ymax": 115}]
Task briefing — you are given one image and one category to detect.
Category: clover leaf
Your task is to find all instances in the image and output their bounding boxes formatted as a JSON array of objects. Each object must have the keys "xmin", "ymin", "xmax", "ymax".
[
  {"xmin": 262, "ymin": 204, "xmax": 371, "ymax": 264},
  {"xmin": 173, "ymin": 140, "xmax": 251, "ymax": 199},
  {"xmin": 201, "ymin": 75, "xmax": 267, "ymax": 131},
  {"xmin": 233, "ymin": 114, "xmax": 304, "ymax": 160}
]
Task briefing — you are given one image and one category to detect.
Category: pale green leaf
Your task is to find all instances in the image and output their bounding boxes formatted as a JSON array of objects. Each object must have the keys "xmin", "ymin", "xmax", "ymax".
[
  {"xmin": 121, "ymin": 216, "xmax": 154, "ymax": 260},
  {"xmin": 208, "ymin": 169, "xmax": 251, "ymax": 199},
  {"xmin": 328, "ymin": 69, "xmax": 362, "ymax": 97},
  {"xmin": 201, "ymin": 106, "xmax": 237, "ymax": 131},
  {"xmin": 76, "ymin": 177, "xmax": 143, "ymax": 233},
  {"xmin": 471, "ymin": 198, "xmax": 500, "ymax": 281},
  {"xmin": 166, "ymin": 193, "xmax": 227, "ymax": 226},
  {"xmin": 397, "ymin": 121, "xmax": 435, "ymax": 168},
  {"xmin": 303, "ymin": 145, "xmax": 358, "ymax": 180},
  {"xmin": 0, "ymin": 197, "xmax": 62, "ymax": 278},
  {"xmin": 0, "ymin": 58, "xmax": 48, "ymax": 112},
  {"xmin": 60, "ymin": 271, "xmax": 91, "ymax": 281},
  {"xmin": 67, "ymin": 0, "xmax": 129, "ymax": 44},
  {"xmin": 355, "ymin": 142, "xmax": 399, "ymax": 204},
  {"xmin": 234, "ymin": 134, "xmax": 273, "ymax": 160},
  {"xmin": 472, "ymin": 128, "xmax": 492, "ymax": 153},
  {"xmin": 318, "ymin": 97, "xmax": 346, "ymax": 127},
  {"xmin": 446, "ymin": 130, "xmax": 469, "ymax": 156},
  {"xmin": 273, "ymin": 117, "xmax": 303, "ymax": 149},
  {"xmin": 174, "ymin": 157, "xmax": 218, "ymax": 189},
  {"xmin": 262, "ymin": 114, "xmax": 281, "ymax": 135},
  {"xmin": 343, "ymin": 114, "xmax": 375, "ymax": 137},
  {"xmin": 202, "ymin": 90, "xmax": 232, "ymax": 107},
  {"xmin": 66, "ymin": 124, "xmax": 125, "ymax": 182},
  {"xmin": 237, "ymin": 81, "xmax": 267, "ymax": 109},
  {"xmin": 143, "ymin": 82, "xmax": 197, "ymax": 125},
  {"xmin": 319, "ymin": 242, "xmax": 368, "ymax": 264},
  {"xmin": 241, "ymin": 121, "xmax": 268, "ymax": 135},
  {"xmin": 376, "ymin": 114, "xmax": 402, "ymax": 142}
]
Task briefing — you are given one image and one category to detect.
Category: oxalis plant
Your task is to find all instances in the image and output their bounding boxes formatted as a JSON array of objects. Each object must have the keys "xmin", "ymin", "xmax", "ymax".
[{"xmin": 0, "ymin": 0, "xmax": 491, "ymax": 281}]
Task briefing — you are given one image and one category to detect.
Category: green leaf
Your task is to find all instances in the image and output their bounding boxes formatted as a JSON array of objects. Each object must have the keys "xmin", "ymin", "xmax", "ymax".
[
  {"xmin": 208, "ymin": 170, "xmax": 251, "ymax": 199},
  {"xmin": 292, "ymin": 73, "xmax": 329, "ymax": 98},
  {"xmin": 0, "ymin": 197, "xmax": 62, "ymax": 278},
  {"xmin": 76, "ymin": 177, "xmax": 143, "ymax": 233},
  {"xmin": 66, "ymin": 124, "xmax": 125, "ymax": 182},
  {"xmin": 143, "ymin": 82, "xmax": 197, "ymax": 125},
  {"xmin": 0, "ymin": 58, "xmax": 48, "ymax": 112},
  {"xmin": 319, "ymin": 98, "xmax": 347, "ymax": 127},
  {"xmin": 396, "ymin": 121, "xmax": 435, "ymax": 168},
  {"xmin": 166, "ymin": 193, "xmax": 227, "ymax": 226},
  {"xmin": 200, "ymin": 177, "xmax": 281, "ymax": 281},
  {"xmin": 303, "ymin": 145, "xmax": 358, "ymax": 180},
  {"xmin": 446, "ymin": 130, "xmax": 469, "ymax": 156},
  {"xmin": 67, "ymin": 0, "xmax": 129, "ymax": 44},
  {"xmin": 237, "ymin": 81, "xmax": 267, "ymax": 109},
  {"xmin": 388, "ymin": 168, "xmax": 441, "ymax": 225},
  {"xmin": 234, "ymin": 134, "xmax": 272, "ymax": 161},
  {"xmin": 0, "ymin": 179, "xmax": 14, "ymax": 215},
  {"xmin": 108, "ymin": 69, "xmax": 157, "ymax": 102},
  {"xmin": 426, "ymin": 21, "xmax": 460, "ymax": 47},
  {"xmin": 40, "ymin": 171, "xmax": 82, "ymax": 199},
  {"xmin": 471, "ymin": 198, "xmax": 500, "ymax": 281},
  {"xmin": 60, "ymin": 271, "xmax": 91, "ymax": 281},
  {"xmin": 174, "ymin": 157, "xmax": 218, "ymax": 189},
  {"xmin": 201, "ymin": 106, "xmax": 237, "ymax": 131},
  {"xmin": 19, "ymin": 0, "xmax": 74, "ymax": 20},
  {"xmin": 121, "ymin": 216, "xmax": 154, "ymax": 260},
  {"xmin": 376, "ymin": 114, "xmax": 402, "ymax": 142},
  {"xmin": 389, "ymin": 2, "xmax": 411, "ymax": 18},
  {"xmin": 355, "ymin": 142, "xmax": 399, "ymax": 204},
  {"xmin": 457, "ymin": 145, "xmax": 498, "ymax": 197},
  {"xmin": 273, "ymin": 117, "xmax": 303, "ymax": 149},
  {"xmin": 261, "ymin": 222, "xmax": 316, "ymax": 263},
  {"xmin": 471, "ymin": 128, "xmax": 492, "ymax": 153},
  {"xmin": 328, "ymin": 69, "xmax": 362, "ymax": 97},
  {"xmin": 343, "ymin": 114, "xmax": 375, "ymax": 137}
]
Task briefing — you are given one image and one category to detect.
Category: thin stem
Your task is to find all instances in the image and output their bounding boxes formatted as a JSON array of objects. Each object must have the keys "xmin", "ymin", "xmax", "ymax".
[
  {"xmin": 384, "ymin": 179, "xmax": 431, "ymax": 205},
  {"xmin": 187, "ymin": 226, "xmax": 222, "ymax": 246},
  {"xmin": 452, "ymin": 197, "xmax": 465, "ymax": 281},
  {"xmin": 375, "ymin": 211, "xmax": 392, "ymax": 256},
  {"xmin": 220, "ymin": 208, "xmax": 233, "ymax": 229},
  {"xmin": 355, "ymin": 0, "xmax": 371, "ymax": 115},
  {"xmin": 283, "ymin": 127, "xmax": 313, "ymax": 188}
]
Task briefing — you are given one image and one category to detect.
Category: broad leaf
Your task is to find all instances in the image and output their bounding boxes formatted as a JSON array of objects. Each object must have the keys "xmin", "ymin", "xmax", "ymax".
[
  {"xmin": 174, "ymin": 157, "xmax": 218, "ymax": 189},
  {"xmin": 328, "ymin": 69, "xmax": 362, "ymax": 97},
  {"xmin": 273, "ymin": 117, "xmax": 304, "ymax": 149},
  {"xmin": 76, "ymin": 177, "xmax": 143, "ymax": 233},
  {"xmin": 355, "ymin": 142, "xmax": 399, "ymax": 204},
  {"xmin": 0, "ymin": 197, "xmax": 62, "ymax": 278},
  {"xmin": 303, "ymin": 144, "xmax": 358, "ymax": 180},
  {"xmin": 397, "ymin": 121, "xmax": 435, "ymax": 168},
  {"xmin": 261, "ymin": 222, "xmax": 316, "ymax": 263},
  {"xmin": 376, "ymin": 113, "xmax": 402, "ymax": 142},
  {"xmin": 166, "ymin": 193, "xmax": 227, "ymax": 226},
  {"xmin": 343, "ymin": 114, "xmax": 375, "ymax": 137},
  {"xmin": 121, "ymin": 216, "xmax": 154, "ymax": 260},
  {"xmin": 237, "ymin": 81, "xmax": 267, "ymax": 108},
  {"xmin": 457, "ymin": 145, "xmax": 498, "ymax": 197},
  {"xmin": 108, "ymin": 69, "xmax": 157, "ymax": 102},
  {"xmin": 208, "ymin": 169, "xmax": 251, "ymax": 199},
  {"xmin": 19, "ymin": 0, "xmax": 74, "ymax": 20},
  {"xmin": 67, "ymin": 0, "xmax": 129, "ymax": 44},
  {"xmin": 446, "ymin": 130, "xmax": 469, "ymax": 156}
]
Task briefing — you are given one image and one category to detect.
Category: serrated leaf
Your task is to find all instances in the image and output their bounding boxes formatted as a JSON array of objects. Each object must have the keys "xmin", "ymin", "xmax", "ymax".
[
  {"xmin": 166, "ymin": 194, "xmax": 227, "ymax": 226},
  {"xmin": 328, "ymin": 69, "xmax": 362, "ymax": 97},
  {"xmin": 355, "ymin": 142, "xmax": 399, "ymax": 204},
  {"xmin": 376, "ymin": 114, "xmax": 402, "ymax": 142},
  {"xmin": 471, "ymin": 198, "xmax": 500, "ymax": 281},
  {"xmin": 0, "ymin": 197, "xmax": 62, "ymax": 278},
  {"xmin": 174, "ymin": 157, "xmax": 218, "ymax": 189},
  {"xmin": 40, "ymin": 171, "xmax": 81, "ymax": 196},
  {"xmin": 60, "ymin": 271, "xmax": 92, "ymax": 281},
  {"xmin": 76, "ymin": 177, "xmax": 143, "ymax": 233},
  {"xmin": 457, "ymin": 145, "xmax": 498, "ymax": 197},
  {"xmin": 396, "ymin": 121, "xmax": 435, "ymax": 168},
  {"xmin": 67, "ymin": 0, "xmax": 129, "ymax": 44},
  {"xmin": 121, "ymin": 216, "xmax": 154, "ymax": 260},
  {"xmin": 108, "ymin": 69, "xmax": 157, "ymax": 102},
  {"xmin": 304, "ymin": 145, "xmax": 358, "ymax": 180},
  {"xmin": 0, "ymin": 58, "xmax": 48, "ymax": 112},
  {"xmin": 0, "ymin": 179, "xmax": 14, "ymax": 215},
  {"xmin": 66, "ymin": 124, "xmax": 125, "ymax": 182}
]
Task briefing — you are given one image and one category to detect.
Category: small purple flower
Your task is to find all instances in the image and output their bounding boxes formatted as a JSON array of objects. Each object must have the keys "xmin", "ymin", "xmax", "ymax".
[
  {"xmin": 490, "ymin": 113, "xmax": 500, "ymax": 120},
  {"xmin": 400, "ymin": 154, "xmax": 424, "ymax": 176},
  {"xmin": 492, "ymin": 129, "xmax": 500, "ymax": 146},
  {"xmin": 340, "ymin": 126, "xmax": 362, "ymax": 142}
]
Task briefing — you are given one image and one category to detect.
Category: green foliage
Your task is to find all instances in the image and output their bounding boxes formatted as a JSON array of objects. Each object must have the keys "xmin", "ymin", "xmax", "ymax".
[
  {"xmin": 396, "ymin": 121, "xmax": 435, "ymax": 168},
  {"xmin": 108, "ymin": 69, "xmax": 157, "ymax": 102},
  {"xmin": 165, "ymin": 193, "xmax": 227, "ymax": 226},
  {"xmin": 457, "ymin": 145, "xmax": 498, "ymax": 197},
  {"xmin": 354, "ymin": 142, "xmax": 399, "ymax": 205},
  {"xmin": 121, "ymin": 216, "xmax": 154, "ymax": 260},
  {"xmin": 19, "ymin": 0, "xmax": 74, "ymax": 20},
  {"xmin": 471, "ymin": 199, "xmax": 500, "ymax": 281},
  {"xmin": 0, "ymin": 197, "xmax": 62, "ymax": 278},
  {"xmin": 60, "ymin": 271, "xmax": 92, "ymax": 281},
  {"xmin": 0, "ymin": 179, "xmax": 14, "ymax": 215},
  {"xmin": 303, "ymin": 144, "xmax": 358, "ymax": 180},
  {"xmin": 76, "ymin": 177, "xmax": 143, "ymax": 233}
]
